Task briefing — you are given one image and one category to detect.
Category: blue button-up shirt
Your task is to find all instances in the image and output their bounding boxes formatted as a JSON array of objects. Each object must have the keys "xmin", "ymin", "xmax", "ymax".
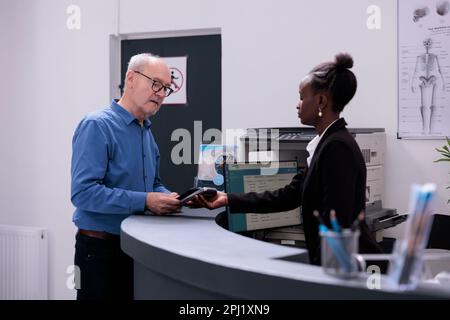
[{"xmin": 71, "ymin": 100, "xmax": 170, "ymax": 234}]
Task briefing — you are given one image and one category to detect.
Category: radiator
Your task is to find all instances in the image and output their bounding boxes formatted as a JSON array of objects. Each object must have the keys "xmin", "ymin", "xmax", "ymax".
[{"xmin": 0, "ymin": 224, "xmax": 48, "ymax": 299}]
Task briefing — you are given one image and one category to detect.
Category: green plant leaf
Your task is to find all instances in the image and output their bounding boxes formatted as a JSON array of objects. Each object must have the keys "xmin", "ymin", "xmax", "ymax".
[
  {"xmin": 435, "ymin": 147, "xmax": 449, "ymax": 155},
  {"xmin": 438, "ymin": 152, "xmax": 450, "ymax": 157},
  {"xmin": 435, "ymin": 138, "xmax": 450, "ymax": 197}
]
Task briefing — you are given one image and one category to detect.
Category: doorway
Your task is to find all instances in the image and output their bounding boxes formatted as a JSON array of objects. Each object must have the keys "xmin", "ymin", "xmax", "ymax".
[{"xmin": 119, "ymin": 32, "xmax": 222, "ymax": 193}]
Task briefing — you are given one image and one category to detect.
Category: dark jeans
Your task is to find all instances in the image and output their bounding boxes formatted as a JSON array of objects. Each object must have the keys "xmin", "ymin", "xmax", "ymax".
[{"xmin": 74, "ymin": 232, "xmax": 133, "ymax": 300}]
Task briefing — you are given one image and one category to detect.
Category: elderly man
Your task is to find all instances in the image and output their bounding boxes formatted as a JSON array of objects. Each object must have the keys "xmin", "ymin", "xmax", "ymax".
[{"xmin": 71, "ymin": 53, "xmax": 180, "ymax": 300}]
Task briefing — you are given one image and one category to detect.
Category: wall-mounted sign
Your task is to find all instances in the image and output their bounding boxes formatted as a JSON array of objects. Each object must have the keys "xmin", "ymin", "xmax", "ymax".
[
  {"xmin": 398, "ymin": 0, "xmax": 450, "ymax": 139},
  {"xmin": 162, "ymin": 56, "xmax": 187, "ymax": 105}
]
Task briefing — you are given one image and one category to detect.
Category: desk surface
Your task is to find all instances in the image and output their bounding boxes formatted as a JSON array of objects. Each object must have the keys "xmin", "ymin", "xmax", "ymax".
[{"xmin": 121, "ymin": 208, "xmax": 450, "ymax": 299}]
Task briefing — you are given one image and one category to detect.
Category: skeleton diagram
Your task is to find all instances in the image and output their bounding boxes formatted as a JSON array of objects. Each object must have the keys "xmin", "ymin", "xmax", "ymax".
[{"xmin": 410, "ymin": 38, "xmax": 445, "ymax": 134}]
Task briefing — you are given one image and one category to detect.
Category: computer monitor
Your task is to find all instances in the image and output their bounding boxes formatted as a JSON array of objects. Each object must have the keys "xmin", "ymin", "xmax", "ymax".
[
  {"xmin": 195, "ymin": 144, "xmax": 238, "ymax": 191},
  {"xmin": 224, "ymin": 161, "xmax": 301, "ymax": 232}
]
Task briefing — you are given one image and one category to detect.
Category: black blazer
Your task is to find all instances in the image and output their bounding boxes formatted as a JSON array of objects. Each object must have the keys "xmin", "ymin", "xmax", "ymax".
[{"xmin": 227, "ymin": 118, "xmax": 383, "ymax": 265}]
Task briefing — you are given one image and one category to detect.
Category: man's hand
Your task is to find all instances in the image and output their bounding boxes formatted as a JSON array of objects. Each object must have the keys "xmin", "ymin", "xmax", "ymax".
[
  {"xmin": 186, "ymin": 191, "xmax": 228, "ymax": 210},
  {"xmin": 146, "ymin": 192, "xmax": 181, "ymax": 215}
]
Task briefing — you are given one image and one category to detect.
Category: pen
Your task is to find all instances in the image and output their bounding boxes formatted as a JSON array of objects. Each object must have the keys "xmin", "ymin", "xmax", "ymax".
[
  {"xmin": 330, "ymin": 209, "xmax": 341, "ymax": 233},
  {"xmin": 351, "ymin": 211, "xmax": 365, "ymax": 232},
  {"xmin": 313, "ymin": 210, "xmax": 326, "ymax": 226},
  {"xmin": 398, "ymin": 186, "xmax": 435, "ymax": 285}
]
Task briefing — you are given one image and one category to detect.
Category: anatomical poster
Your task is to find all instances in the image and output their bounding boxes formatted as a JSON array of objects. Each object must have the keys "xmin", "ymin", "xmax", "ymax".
[{"xmin": 398, "ymin": 0, "xmax": 450, "ymax": 139}]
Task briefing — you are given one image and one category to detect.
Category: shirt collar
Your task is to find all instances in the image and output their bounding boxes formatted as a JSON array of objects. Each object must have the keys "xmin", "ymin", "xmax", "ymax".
[
  {"xmin": 305, "ymin": 118, "xmax": 341, "ymax": 167},
  {"xmin": 111, "ymin": 99, "xmax": 152, "ymax": 128},
  {"xmin": 319, "ymin": 118, "xmax": 340, "ymax": 138},
  {"xmin": 308, "ymin": 118, "xmax": 341, "ymax": 148}
]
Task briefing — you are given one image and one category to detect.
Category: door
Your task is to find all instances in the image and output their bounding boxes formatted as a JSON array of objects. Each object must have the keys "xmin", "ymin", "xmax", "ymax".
[{"xmin": 121, "ymin": 34, "xmax": 221, "ymax": 193}]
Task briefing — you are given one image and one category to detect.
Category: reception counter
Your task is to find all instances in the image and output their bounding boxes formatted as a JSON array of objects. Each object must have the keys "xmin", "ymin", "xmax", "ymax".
[{"xmin": 121, "ymin": 208, "xmax": 450, "ymax": 299}]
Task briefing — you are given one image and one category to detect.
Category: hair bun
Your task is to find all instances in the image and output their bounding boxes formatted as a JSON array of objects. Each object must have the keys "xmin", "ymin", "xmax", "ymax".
[{"xmin": 335, "ymin": 53, "xmax": 353, "ymax": 70}]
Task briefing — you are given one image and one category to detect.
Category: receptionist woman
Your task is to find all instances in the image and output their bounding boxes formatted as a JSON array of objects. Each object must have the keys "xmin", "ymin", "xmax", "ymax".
[{"xmin": 193, "ymin": 53, "xmax": 384, "ymax": 266}]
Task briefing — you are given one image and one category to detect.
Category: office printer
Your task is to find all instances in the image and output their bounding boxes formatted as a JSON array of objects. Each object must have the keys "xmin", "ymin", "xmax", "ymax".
[{"xmin": 240, "ymin": 127, "xmax": 406, "ymax": 232}]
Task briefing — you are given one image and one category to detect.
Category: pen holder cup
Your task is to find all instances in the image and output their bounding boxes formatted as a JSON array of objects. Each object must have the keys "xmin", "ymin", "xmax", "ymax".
[
  {"xmin": 320, "ymin": 229, "xmax": 365, "ymax": 279},
  {"xmin": 386, "ymin": 239, "xmax": 428, "ymax": 290}
]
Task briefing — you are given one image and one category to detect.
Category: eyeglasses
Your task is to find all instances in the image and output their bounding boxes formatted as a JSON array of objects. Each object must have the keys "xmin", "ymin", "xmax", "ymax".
[{"xmin": 132, "ymin": 70, "xmax": 174, "ymax": 97}]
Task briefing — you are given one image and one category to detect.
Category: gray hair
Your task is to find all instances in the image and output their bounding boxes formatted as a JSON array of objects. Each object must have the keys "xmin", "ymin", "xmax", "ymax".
[{"xmin": 127, "ymin": 53, "xmax": 160, "ymax": 72}]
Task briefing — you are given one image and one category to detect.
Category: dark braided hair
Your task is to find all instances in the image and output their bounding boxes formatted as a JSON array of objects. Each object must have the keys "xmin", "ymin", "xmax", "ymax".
[{"xmin": 308, "ymin": 53, "xmax": 357, "ymax": 113}]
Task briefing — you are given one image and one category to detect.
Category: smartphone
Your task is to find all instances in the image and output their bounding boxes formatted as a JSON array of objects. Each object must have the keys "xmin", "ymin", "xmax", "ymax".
[{"xmin": 177, "ymin": 187, "xmax": 217, "ymax": 204}]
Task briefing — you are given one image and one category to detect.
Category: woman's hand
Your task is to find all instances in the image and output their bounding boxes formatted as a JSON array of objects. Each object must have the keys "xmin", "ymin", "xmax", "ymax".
[{"xmin": 186, "ymin": 191, "xmax": 228, "ymax": 210}]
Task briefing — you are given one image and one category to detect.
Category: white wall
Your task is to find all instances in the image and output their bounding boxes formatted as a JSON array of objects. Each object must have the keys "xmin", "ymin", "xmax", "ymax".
[
  {"xmin": 0, "ymin": 0, "xmax": 11, "ymax": 215},
  {"xmin": 0, "ymin": 0, "xmax": 117, "ymax": 299},
  {"xmin": 120, "ymin": 0, "xmax": 450, "ymax": 231},
  {"xmin": 1, "ymin": 0, "xmax": 449, "ymax": 299}
]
